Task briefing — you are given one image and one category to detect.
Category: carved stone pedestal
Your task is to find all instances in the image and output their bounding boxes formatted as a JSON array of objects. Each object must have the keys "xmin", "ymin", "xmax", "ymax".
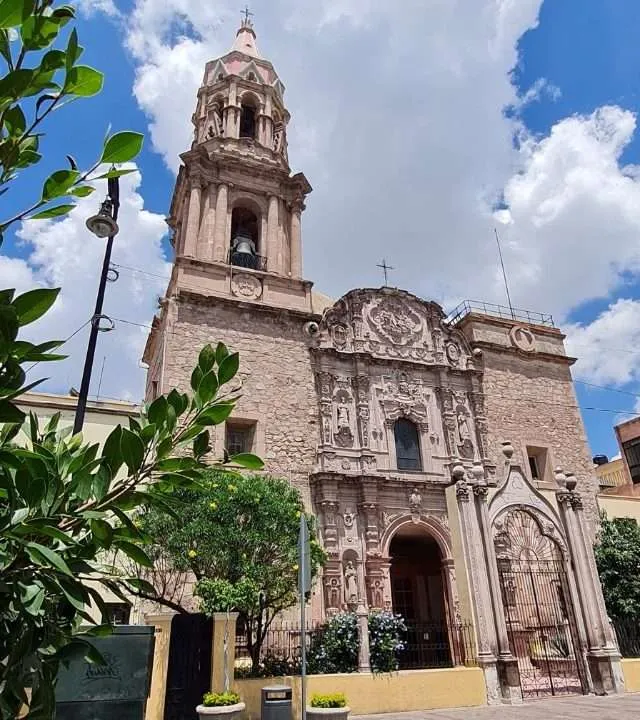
[{"xmin": 497, "ymin": 657, "xmax": 523, "ymax": 704}]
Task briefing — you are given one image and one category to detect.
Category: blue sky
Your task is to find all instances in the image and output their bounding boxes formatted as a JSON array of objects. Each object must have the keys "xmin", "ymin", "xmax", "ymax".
[{"xmin": 3, "ymin": 0, "xmax": 640, "ymax": 460}]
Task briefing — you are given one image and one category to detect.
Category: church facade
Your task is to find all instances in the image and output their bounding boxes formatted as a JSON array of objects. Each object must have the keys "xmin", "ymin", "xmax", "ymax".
[{"xmin": 143, "ymin": 18, "xmax": 624, "ymax": 704}]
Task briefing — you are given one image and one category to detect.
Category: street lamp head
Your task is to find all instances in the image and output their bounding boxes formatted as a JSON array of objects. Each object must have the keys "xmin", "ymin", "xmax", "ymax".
[{"xmin": 86, "ymin": 198, "xmax": 119, "ymax": 238}]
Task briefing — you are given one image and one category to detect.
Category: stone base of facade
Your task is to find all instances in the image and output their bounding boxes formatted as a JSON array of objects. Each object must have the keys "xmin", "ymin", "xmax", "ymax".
[
  {"xmin": 497, "ymin": 656, "xmax": 523, "ymax": 704},
  {"xmin": 478, "ymin": 657, "xmax": 502, "ymax": 706},
  {"xmin": 587, "ymin": 651, "xmax": 626, "ymax": 695}
]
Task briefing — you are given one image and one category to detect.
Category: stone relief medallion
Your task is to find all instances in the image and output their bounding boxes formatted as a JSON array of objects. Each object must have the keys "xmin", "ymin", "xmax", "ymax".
[
  {"xmin": 231, "ymin": 272, "xmax": 262, "ymax": 300},
  {"xmin": 366, "ymin": 297, "xmax": 423, "ymax": 346},
  {"xmin": 509, "ymin": 325, "xmax": 536, "ymax": 353},
  {"xmin": 445, "ymin": 342, "xmax": 460, "ymax": 364},
  {"xmin": 332, "ymin": 324, "xmax": 349, "ymax": 349}
]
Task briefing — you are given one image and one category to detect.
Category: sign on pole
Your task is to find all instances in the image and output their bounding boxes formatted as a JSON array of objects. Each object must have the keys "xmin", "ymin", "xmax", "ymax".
[{"xmin": 298, "ymin": 514, "xmax": 310, "ymax": 720}]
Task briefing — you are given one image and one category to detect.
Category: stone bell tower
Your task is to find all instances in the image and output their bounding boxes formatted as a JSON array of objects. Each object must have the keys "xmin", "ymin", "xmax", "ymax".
[{"xmin": 166, "ymin": 13, "xmax": 313, "ymax": 311}]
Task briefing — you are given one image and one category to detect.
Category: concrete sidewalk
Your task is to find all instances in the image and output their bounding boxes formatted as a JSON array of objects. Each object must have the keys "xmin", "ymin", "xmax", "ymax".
[{"xmin": 353, "ymin": 693, "xmax": 640, "ymax": 719}]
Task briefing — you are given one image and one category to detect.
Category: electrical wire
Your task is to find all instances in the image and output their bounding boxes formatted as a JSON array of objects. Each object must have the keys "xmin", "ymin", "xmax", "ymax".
[
  {"xmin": 111, "ymin": 262, "xmax": 170, "ymax": 281},
  {"xmin": 25, "ymin": 317, "xmax": 92, "ymax": 373}
]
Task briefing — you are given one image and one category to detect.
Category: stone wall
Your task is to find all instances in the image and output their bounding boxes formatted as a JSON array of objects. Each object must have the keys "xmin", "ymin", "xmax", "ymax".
[
  {"xmin": 480, "ymin": 347, "xmax": 599, "ymax": 527},
  {"xmin": 161, "ymin": 293, "xmax": 319, "ymax": 502}
]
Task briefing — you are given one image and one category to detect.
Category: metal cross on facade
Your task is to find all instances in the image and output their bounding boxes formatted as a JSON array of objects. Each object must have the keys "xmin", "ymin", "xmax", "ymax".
[
  {"xmin": 377, "ymin": 258, "xmax": 395, "ymax": 286},
  {"xmin": 241, "ymin": 5, "xmax": 254, "ymax": 23}
]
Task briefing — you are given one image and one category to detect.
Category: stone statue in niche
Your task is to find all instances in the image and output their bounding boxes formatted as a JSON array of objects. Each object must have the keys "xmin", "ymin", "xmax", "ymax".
[
  {"xmin": 456, "ymin": 404, "xmax": 475, "ymax": 459},
  {"xmin": 409, "ymin": 487, "xmax": 422, "ymax": 522},
  {"xmin": 457, "ymin": 409, "xmax": 470, "ymax": 441},
  {"xmin": 371, "ymin": 579, "xmax": 384, "ymax": 609},
  {"xmin": 337, "ymin": 405, "xmax": 350, "ymax": 429},
  {"xmin": 322, "ymin": 415, "xmax": 332, "ymax": 444},
  {"xmin": 344, "ymin": 561, "xmax": 358, "ymax": 606},
  {"xmin": 327, "ymin": 577, "xmax": 341, "ymax": 612},
  {"xmin": 273, "ymin": 123, "xmax": 283, "ymax": 152}
]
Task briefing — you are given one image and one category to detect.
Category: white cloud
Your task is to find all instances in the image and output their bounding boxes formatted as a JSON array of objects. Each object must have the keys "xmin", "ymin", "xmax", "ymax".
[
  {"xmin": 566, "ymin": 299, "xmax": 640, "ymax": 386},
  {"xmin": 67, "ymin": 0, "xmax": 640, "ymax": 400},
  {"xmin": 1, "ymin": 171, "xmax": 169, "ymax": 402}
]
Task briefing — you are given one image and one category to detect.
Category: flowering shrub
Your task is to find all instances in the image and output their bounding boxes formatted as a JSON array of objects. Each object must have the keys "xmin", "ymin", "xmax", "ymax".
[
  {"xmin": 308, "ymin": 613, "xmax": 359, "ymax": 674},
  {"xmin": 369, "ymin": 612, "xmax": 407, "ymax": 673}
]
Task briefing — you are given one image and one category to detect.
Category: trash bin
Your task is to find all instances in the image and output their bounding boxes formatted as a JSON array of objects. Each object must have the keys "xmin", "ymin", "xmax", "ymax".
[
  {"xmin": 261, "ymin": 685, "xmax": 292, "ymax": 720},
  {"xmin": 55, "ymin": 625, "xmax": 155, "ymax": 720}
]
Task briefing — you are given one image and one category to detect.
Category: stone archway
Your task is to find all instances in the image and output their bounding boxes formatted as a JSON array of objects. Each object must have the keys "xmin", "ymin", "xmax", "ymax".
[
  {"xmin": 494, "ymin": 508, "xmax": 588, "ymax": 699},
  {"xmin": 385, "ymin": 521, "xmax": 456, "ymax": 669}
]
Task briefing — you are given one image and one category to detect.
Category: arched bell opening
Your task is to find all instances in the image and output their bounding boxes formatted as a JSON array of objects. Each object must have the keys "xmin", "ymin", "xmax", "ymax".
[
  {"xmin": 239, "ymin": 94, "xmax": 259, "ymax": 140},
  {"xmin": 230, "ymin": 205, "xmax": 265, "ymax": 271}
]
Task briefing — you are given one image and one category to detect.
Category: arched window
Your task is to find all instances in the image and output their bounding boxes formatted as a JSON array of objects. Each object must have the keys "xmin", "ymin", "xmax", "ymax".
[
  {"xmin": 394, "ymin": 418, "xmax": 422, "ymax": 471},
  {"xmin": 239, "ymin": 96, "xmax": 258, "ymax": 139}
]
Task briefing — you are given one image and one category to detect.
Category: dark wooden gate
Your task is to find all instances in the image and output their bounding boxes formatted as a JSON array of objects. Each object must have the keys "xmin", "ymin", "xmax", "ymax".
[
  {"xmin": 498, "ymin": 558, "xmax": 587, "ymax": 699},
  {"xmin": 164, "ymin": 613, "xmax": 213, "ymax": 720}
]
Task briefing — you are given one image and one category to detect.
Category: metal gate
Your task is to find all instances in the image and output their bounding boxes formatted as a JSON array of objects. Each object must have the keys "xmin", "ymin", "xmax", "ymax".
[
  {"xmin": 164, "ymin": 613, "xmax": 213, "ymax": 720},
  {"xmin": 498, "ymin": 559, "xmax": 587, "ymax": 699}
]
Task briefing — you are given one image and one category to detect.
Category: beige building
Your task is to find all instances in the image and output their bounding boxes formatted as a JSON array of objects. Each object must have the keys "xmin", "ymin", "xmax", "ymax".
[
  {"xmin": 143, "ymin": 18, "xmax": 624, "ymax": 704},
  {"xmin": 17, "ymin": 392, "xmax": 147, "ymax": 624}
]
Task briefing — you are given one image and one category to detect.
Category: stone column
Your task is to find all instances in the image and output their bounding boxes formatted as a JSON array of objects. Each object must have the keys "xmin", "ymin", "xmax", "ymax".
[
  {"xmin": 183, "ymin": 176, "xmax": 202, "ymax": 257},
  {"xmin": 356, "ymin": 603, "xmax": 371, "ymax": 673},
  {"xmin": 212, "ymin": 183, "xmax": 229, "ymax": 262},
  {"xmin": 556, "ymin": 474, "xmax": 625, "ymax": 694},
  {"xmin": 290, "ymin": 201, "xmax": 303, "ymax": 278},
  {"xmin": 453, "ymin": 465, "xmax": 501, "ymax": 705},
  {"xmin": 210, "ymin": 612, "xmax": 239, "ymax": 693},
  {"xmin": 471, "ymin": 462, "xmax": 522, "ymax": 704},
  {"xmin": 266, "ymin": 195, "xmax": 279, "ymax": 272},
  {"xmin": 197, "ymin": 184, "xmax": 216, "ymax": 261},
  {"xmin": 144, "ymin": 613, "xmax": 175, "ymax": 720}
]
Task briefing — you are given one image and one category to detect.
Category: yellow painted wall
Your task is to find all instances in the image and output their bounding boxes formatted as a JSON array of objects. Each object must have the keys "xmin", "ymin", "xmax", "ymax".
[
  {"xmin": 622, "ymin": 659, "xmax": 640, "ymax": 692},
  {"xmin": 235, "ymin": 667, "xmax": 486, "ymax": 719},
  {"xmin": 599, "ymin": 495, "xmax": 640, "ymax": 523}
]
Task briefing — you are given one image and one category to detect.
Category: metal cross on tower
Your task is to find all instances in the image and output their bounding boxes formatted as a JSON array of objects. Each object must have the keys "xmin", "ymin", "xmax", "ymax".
[
  {"xmin": 377, "ymin": 258, "xmax": 395, "ymax": 286},
  {"xmin": 241, "ymin": 5, "xmax": 254, "ymax": 24}
]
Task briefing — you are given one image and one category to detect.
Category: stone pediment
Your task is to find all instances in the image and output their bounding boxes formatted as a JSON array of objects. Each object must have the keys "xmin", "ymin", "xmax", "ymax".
[{"xmin": 316, "ymin": 288, "xmax": 475, "ymax": 370}]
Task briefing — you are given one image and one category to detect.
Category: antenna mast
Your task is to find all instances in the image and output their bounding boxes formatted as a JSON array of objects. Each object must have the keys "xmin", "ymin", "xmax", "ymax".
[{"xmin": 494, "ymin": 227, "xmax": 515, "ymax": 320}]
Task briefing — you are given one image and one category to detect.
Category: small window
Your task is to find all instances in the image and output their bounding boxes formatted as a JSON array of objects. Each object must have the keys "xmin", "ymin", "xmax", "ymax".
[
  {"xmin": 226, "ymin": 421, "xmax": 256, "ymax": 456},
  {"xmin": 394, "ymin": 418, "xmax": 422, "ymax": 471},
  {"xmin": 151, "ymin": 380, "xmax": 159, "ymax": 400},
  {"xmin": 527, "ymin": 446, "xmax": 549, "ymax": 483},
  {"xmin": 623, "ymin": 438, "xmax": 640, "ymax": 484},
  {"xmin": 247, "ymin": 72, "xmax": 257, "ymax": 82},
  {"xmin": 106, "ymin": 602, "xmax": 131, "ymax": 625},
  {"xmin": 217, "ymin": 72, "xmax": 224, "ymax": 82}
]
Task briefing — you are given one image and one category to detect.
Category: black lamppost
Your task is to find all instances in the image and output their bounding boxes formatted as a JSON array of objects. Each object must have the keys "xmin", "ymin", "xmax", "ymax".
[{"xmin": 72, "ymin": 176, "xmax": 120, "ymax": 434}]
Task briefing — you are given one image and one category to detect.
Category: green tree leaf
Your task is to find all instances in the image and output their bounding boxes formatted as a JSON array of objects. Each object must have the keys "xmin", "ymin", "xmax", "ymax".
[
  {"xmin": 218, "ymin": 352, "xmax": 239, "ymax": 385},
  {"xmin": 228, "ymin": 453, "xmax": 264, "ymax": 470},
  {"xmin": 41, "ymin": 169, "xmax": 80, "ymax": 201},
  {"xmin": 197, "ymin": 403, "xmax": 235, "ymax": 426},
  {"xmin": 26, "ymin": 542, "xmax": 73, "ymax": 576},
  {"xmin": 117, "ymin": 540, "xmax": 152, "ymax": 568},
  {"xmin": 100, "ymin": 131, "xmax": 144, "ymax": 164},
  {"xmin": 64, "ymin": 65, "xmax": 103, "ymax": 96},
  {"xmin": 0, "ymin": 0, "xmax": 33, "ymax": 28},
  {"xmin": 120, "ymin": 428, "xmax": 145, "ymax": 473},
  {"xmin": 12, "ymin": 287, "xmax": 60, "ymax": 325},
  {"xmin": 31, "ymin": 203, "xmax": 75, "ymax": 219},
  {"xmin": 70, "ymin": 185, "xmax": 94, "ymax": 197},
  {"xmin": 198, "ymin": 344, "xmax": 216, "ymax": 373}
]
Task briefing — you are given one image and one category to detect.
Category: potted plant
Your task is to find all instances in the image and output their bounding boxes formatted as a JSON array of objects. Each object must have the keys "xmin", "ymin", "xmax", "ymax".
[
  {"xmin": 196, "ymin": 691, "xmax": 245, "ymax": 720},
  {"xmin": 307, "ymin": 693, "xmax": 350, "ymax": 720}
]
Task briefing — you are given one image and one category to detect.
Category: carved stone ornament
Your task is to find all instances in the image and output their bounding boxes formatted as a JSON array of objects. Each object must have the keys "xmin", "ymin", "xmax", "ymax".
[
  {"xmin": 343, "ymin": 509, "xmax": 356, "ymax": 528},
  {"xmin": 509, "ymin": 325, "xmax": 536, "ymax": 353},
  {"xmin": 455, "ymin": 480, "xmax": 470, "ymax": 502},
  {"xmin": 343, "ymin": 561, "xmax": 359, "ymax": 606},
  {"xmin": 231, "ymin": 272, "xmax": 262, "ymax": 300},
  {"xmin": 445, "ymin": 342, "xmax": 461, "ymax": 364},
  {"xmin": 367, "ymin": 296, "xmax": 423, "ymax": 346}
]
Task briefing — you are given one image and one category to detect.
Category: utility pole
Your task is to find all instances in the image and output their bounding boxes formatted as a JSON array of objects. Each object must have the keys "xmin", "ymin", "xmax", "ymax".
[{"xmin": 73, "ymin": 176, "xmax": 120, "ymax": 434}]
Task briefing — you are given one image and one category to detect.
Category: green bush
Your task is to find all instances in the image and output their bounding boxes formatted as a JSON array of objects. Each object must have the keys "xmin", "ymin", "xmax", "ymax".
[
  {"xmin": 310, "ymin": 693, "xmax": 347, "ymax": 708},
  {"xmin": 202, "ymin": 691, "xmax": 241, "ymax": 707}
]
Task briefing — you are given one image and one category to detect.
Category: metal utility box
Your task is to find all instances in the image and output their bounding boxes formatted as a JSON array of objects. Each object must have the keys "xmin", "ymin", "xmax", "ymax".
[
  {"xmin": 55, "ymin": 625, "xmax": 155, "ymax": 720},
  {"xmin": 261, "ymin": 685, "xmax": 293, "ymax": 720}
]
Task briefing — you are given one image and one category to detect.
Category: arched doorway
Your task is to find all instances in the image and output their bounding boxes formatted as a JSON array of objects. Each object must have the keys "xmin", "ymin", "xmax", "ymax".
[
  {"xmin": 494, "ymin": 509, "xmax": 587, "ymax": 698},
  {"xmin": 389, "ymin": 525, "xmax": 451, "ymax": 668}
]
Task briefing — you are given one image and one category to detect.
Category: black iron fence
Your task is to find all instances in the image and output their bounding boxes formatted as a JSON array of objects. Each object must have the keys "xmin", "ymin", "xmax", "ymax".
[
  {"xmin": 400, "ymin": 620, "xmax": 476, "ymax": 670},
  {"xmin": 613, "ymin": 617, "xmax": 640, "ymax": 658},
  {"xmin": 235, "ymin": 617, "xmax": 476, "ymax": 677}
]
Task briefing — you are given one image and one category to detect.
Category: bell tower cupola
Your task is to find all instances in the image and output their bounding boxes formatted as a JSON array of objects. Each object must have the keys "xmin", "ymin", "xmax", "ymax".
[{"xmin": 166, "ymin": 11, "xmax": 313, "ymax": 312}]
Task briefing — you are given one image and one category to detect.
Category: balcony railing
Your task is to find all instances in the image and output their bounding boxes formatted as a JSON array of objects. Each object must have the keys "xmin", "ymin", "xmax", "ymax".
[
  {"xmin": 228, "ymin": 249, "xmax": 267, "ymax": 272},
  {"xmin": 446, "ymin": 299, "xmax": 555, "ymax": 328}
]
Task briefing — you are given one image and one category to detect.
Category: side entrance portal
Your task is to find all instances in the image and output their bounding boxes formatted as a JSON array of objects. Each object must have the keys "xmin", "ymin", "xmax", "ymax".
[{"xmin": 495, "ymin": 510, "xmax": 587, "ymax": 699}]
